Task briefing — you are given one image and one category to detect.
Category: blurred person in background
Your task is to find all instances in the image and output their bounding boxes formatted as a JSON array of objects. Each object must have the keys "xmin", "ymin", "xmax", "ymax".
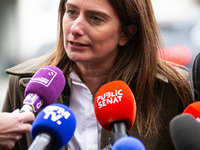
[{"xmin": 1, "ymin": 0, "xmax": 194, "ymax": 150}]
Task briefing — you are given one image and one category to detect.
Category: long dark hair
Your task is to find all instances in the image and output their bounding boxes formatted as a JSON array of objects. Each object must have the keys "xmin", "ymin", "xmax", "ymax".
[{"xmin": 46, "ymin": 0, "xmax": 193, "ymax": 136}]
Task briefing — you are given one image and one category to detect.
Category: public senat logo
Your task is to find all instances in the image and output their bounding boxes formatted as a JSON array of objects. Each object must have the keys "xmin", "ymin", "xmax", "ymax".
[
  {"xmin": 96, "ymin": 89, "xmax": 123, "ymax": 109},
  {"xmin": 30, "ymin": 68, "xmax": 57, "ymax": 87},
  {"xmin": 42, "ymin": 105, "xmax": 71, "ymax": 125}
]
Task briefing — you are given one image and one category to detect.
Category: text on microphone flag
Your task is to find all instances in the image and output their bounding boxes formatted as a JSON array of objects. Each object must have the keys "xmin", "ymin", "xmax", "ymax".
[
  {"xmin": 42, "ymin": 105, "xmax": 71, "ymax": 125},
  {"xmin": 30, "ymin": 67, "xmax": 58, "ymax": 87},
  {"xmin": 96, "ymin": 89, "xmax": 124, "ymax": 109}
]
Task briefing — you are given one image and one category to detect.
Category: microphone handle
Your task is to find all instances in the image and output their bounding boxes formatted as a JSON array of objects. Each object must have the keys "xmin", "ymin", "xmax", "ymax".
[
  {"xmin": 28, "ymin": 132, "xmax": 54, "ymax": 150},
  {"xmin": 110, "ymin": 121, "xmax": 128, "ymax": 145},
  {"xmin": 101, "ymin": 122, "xmax": 128, "ymax": 150},
  {"xmin": 20, "ymin": 104, "xmax": 33, "ymax": 113}
]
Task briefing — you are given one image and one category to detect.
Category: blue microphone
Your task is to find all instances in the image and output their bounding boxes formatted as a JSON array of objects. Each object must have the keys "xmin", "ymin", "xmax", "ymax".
[
  {"xmin": 29, "ymin": 103, "xmax": 76, "ymax": 150},
  {"xmin": 111, "ymin": 136, "xmax": 146, "ymax": 150}
]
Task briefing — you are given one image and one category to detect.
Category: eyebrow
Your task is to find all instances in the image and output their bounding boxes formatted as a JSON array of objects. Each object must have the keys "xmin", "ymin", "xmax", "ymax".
[
  {"xmin": 66, "ymin": 2, "xmax": 111, "ymax": 19},
  {"xmin": 66, "ymin": 3, "xmax": 79, "ymax": 9},
  {"xmin": 87, "ymin": 10, "xmax": 111, "ymax": 19}
]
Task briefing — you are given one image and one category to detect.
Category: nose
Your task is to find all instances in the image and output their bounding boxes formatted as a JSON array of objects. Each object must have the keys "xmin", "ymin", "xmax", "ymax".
[{"xmin": 70, "ymin": 15, "xmax": 85, "ymax": 36}]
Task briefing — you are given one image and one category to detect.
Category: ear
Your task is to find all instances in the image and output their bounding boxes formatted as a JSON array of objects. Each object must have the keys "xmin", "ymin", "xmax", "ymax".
[{"xmin": 119, "ymin": 24, "xmax": 137, "ymax": 46}]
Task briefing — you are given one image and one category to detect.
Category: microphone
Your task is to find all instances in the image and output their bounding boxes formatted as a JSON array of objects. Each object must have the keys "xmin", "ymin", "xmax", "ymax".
[
  {"xmin": 94, "ymin": 80, "xmax": 136, "ymax": 146},
  {"xmin": 29, "ymin": 103, "xmax": 76, "ymax": 150},
  {"xmin": 20, "ymin": 66, "xmax": 66, "ymax": 113},
  {"xmin": 182, "ymin": 101, "xmax": 200, "ymax": 124},
  {"xmin": 157, "ymin": 46, "xmax": 191, "ymax": 66},
  {"xmin": 169, "ymin": 114, "xmax": 200, "ymax": 150},
  {"xmin": 111, "ymin": 136, "xmax": 146, "ymax": 150}
]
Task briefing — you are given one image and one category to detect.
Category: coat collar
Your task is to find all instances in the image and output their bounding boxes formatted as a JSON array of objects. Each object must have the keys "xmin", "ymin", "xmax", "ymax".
[
  {"xmin": 6, "ymin": 51, "xmax": 55, "ymax": 88},
  {"xmin": 6, "ymin": 51, "xmax": 55, "ymax": 76}
]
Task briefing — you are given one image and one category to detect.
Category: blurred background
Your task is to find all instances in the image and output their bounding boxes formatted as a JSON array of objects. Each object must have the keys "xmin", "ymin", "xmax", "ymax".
[{"xmin": 0, "ymin": 0, "xmax": 200, "ymax": 111}]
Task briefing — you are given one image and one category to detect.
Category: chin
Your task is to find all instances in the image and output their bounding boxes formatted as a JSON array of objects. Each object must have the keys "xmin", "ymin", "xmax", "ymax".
[{"xmin": 68, "ymin": 56, "xmax": 87, "ymax": 63}]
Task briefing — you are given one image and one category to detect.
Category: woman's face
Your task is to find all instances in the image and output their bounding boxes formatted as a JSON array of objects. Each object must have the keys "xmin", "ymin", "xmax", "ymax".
[{"xmin": 62, "ymin": 0, "xmax": 128, "ymax": 68}]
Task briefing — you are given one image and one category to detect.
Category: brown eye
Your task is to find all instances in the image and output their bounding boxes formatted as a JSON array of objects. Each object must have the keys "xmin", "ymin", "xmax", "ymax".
[
  {"xmin": 90, "ymin": 15, "xmax": 102, "ymax": 23},
  {"xmin": 66, "ymin": 9, "xmax": 77, "ymax": 16}
]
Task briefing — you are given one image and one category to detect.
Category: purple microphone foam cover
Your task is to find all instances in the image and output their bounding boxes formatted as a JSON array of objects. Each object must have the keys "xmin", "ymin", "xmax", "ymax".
[{"xmin": 25, "ymin": 66, "xmax": 66, "ymax": 108}]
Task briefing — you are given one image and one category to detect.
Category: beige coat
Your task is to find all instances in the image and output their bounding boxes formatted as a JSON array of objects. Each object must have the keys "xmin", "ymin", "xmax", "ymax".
[{"xmin": 2, "ymin": 52, "xmax": 192, "ymax": 150}]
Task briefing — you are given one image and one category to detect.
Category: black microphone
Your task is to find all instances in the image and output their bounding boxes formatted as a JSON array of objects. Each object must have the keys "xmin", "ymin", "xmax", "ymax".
[{"xmin": 169, "ymin": 114, "xmax": 200, "ymax": 150}]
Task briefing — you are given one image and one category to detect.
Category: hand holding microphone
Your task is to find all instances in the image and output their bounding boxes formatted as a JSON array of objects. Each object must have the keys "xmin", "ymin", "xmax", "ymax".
[
  {"xmin": 94, "ymin": 80, "xmax": 136, "ymax": 147},
  {"xmin": 28, "ymin": 103, "xmax": 76, "ymax": 150},
  {"xmin": 20, "ymin": 65, "xmax": 66, "ymax": 113},
  {"xmin": 0, "ymin": 66, "xmax": 65, "ymax": 150},
  {"xmin": 0, "ymin": 110, "xmax": 35, "ymax": 150}
]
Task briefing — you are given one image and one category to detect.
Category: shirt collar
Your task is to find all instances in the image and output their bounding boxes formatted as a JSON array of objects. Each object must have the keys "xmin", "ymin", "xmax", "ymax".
[{"xmin": 68, "ymin": 70, "xmax": 88, "ymax": 89}]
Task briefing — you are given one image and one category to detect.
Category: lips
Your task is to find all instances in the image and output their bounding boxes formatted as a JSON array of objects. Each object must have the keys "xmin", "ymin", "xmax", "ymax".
[
  {"xmin": 71, "ymin": 42, "xmax": 83, "ymax": 46},
  {"xmin": 69, "ymin": 41, "xmax": 88, "ymax": 46}
]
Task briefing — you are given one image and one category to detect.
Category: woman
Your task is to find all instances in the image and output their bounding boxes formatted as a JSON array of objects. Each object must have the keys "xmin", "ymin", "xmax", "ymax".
[{"xmin": 2, "ymin": 0, "xmax": 193, "ymax": 149}]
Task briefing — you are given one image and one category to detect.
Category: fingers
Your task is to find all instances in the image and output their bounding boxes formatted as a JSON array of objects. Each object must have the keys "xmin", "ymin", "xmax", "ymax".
[
  {"xmin": 1, "ymin": 111, "xmax": 35, "ymax": 134},
  {"xmin": 0, "ymin": 141, "xmax": 16, "ymax": 150},
  {"xmin": 20, "ymin": 123, "xmax": 32, "ymax": 133},
  {"xmin": 0, "ymin": 132, "xmax": 22, "ymax": 141},
  {"xmin": 18, "ymin": 112, "xmax": 35, "ymax": 123},
  {"xmin": 0, "ymin": 111, "xmax": 35, "ymax": 150},
  {"xmin": 12, "ymin": 109, "xmax": 35, "ymax": 123},
  {"xmin": 12, "ymin": 112, "xmax": 35, "ymax": 133},
  {"xmin": 0, "ymin": 133, "xmax": 22, "ymax": 150}
]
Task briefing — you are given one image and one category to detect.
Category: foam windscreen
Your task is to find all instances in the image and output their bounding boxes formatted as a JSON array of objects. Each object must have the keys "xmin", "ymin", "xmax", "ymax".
[
  {"xmin": 111, "ymin": 136, "xmax": 146, "ymax": 150},
  {"xmin": 183, "ymin": 101, "xmax": 200, "ymax": 124},
  {"xmin": 169, "ymin": 114, "xmax": 200, "ymax": 150},
  {"xmin": 25, "ymin": 66, "xmax": 66, "ymax": 108},
  {"xmin": 31, "ymin": 103, "xmax": 76, "ymax": 150},
  {"xmin": 94, "ymin": 80, "xmax": 136, "ymax": 131}
]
